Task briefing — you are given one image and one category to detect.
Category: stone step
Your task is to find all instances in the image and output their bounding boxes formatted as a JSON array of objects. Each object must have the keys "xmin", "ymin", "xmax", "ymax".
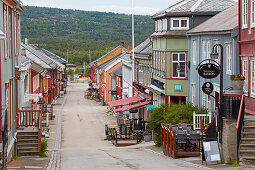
[
  {"xmin": 18, "ymin": 150, "xmax": 39, "ymax": 154},
  {"xmin": 17, "ymin": 132, "xmax": 38, "ymax": 136},
  {"xmin": 17, "ymin": 142, "xmax": 38, "ymax": 146},
  {"xmin": 240, "ymin": 144, "xmax": 255, "ymax": 150},
  {"xmin": 244, "ymin": 120, "xmax": 255, "ymax": 126},
  {"xmin": 17, "ymin": 138, "xmax": 38, "ymax": 142},
  {"xmin": 243, "ymin": 126, "xmax": 255, "ymax": 132},
  {"xmin": 240, "ymin": 150, "xmax": 255, "ymax": 157},
  {"xmin": 242, "ymin": 132, "xmax": 255, "ymax": 138},
  {"xmin": 17, "ymin": 135, "xmax": 38, "ymax": 140},
  {"xmin": 240, "ymin": 138, "xmax": 255, "ymax": 144},
  {"xmin": 18, "ymin": 146, "xmax": 38, "ymax": 150}
]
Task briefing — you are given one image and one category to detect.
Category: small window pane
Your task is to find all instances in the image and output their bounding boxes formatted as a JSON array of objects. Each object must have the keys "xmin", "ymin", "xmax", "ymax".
[
  {"xmin": 173, "ymin": 63, "xmax": 178, "ymax": 77},
  {"xmin": 173, "ymin": 54, "xmax": 178, "ymax": 61},
  {"xmin": 180, "ymin": 54, "xmax": 185, "ymax": 61},
  {"xmin": 173, "ymin": 20, "xmax": 179, "ymax": 27},
  {"xmin": 181, "ymin": 20, "xmax": 187, "ymax": 27},
  {"xmin": 180, "ymin": 62, "xmax": 185, "ymax": 77}
]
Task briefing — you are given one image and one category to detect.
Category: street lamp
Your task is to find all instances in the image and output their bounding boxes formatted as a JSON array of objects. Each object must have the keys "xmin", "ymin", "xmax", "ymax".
[{"xmin": 210, "ymin": 43, "xmax": 224, "ymax": 143}]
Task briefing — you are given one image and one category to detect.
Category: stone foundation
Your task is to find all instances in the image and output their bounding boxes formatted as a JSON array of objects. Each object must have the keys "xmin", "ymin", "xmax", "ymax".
[{"xmin": 219, "ymin": 119, "xmax": 237, "ymax": 163}]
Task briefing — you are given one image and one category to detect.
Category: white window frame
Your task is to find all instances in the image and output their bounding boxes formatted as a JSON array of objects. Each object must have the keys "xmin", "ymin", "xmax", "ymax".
[
  {"xmin": 192, "ymin": 84, "xmax": 196, "ymax": 106},
  {"xmin": 251, "ymin": 59, "xmax": 255, "ymax": 97},
  {"xmin": 213, "ymin": 40, "xmax": 219, "ymax": 63},
  {"xmin": 226, "ymin": 43, "xmax": 232, "ymax": 75},
  {"xmin": 202, "ymin": 40, "xmax": 206, "ymax": 61},
  {"xmin": 192, "ymin": 40, "xmax": 197, "ymax": 65},
  {"xmin": 170, "ymin": 17, "xmax": 189, "ymax": 30},
  {"xmin": 162, "ymin": 18, "xmax": 168, "ymax": 31},
  {"xmin": 242, "ymin": 58, "xmax": 248, "ymax": 94},
  {"xmin": 172, "ymin": 53, "xmax": 186, "ymax": 78},
  {"xmin": 206, "ymin": 41, "xmax": 211, "ymax": 59},
  {"xmin": 158, "ymin": 20, "xmax": 163, "ymax": 32},
  {"xmin": 243, "ymin": 0, "xmax": 248, "ymax": 29},
  {"xmin": 155, "ymin": 20, "xmax": 158, "ymax": 32},
  {"xmin": 252, "ymin": 0, "xmax": 255, "ymax": 27}
]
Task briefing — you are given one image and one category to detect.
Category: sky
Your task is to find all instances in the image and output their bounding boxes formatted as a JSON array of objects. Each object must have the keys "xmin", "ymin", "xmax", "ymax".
[{"xmin": 21, "ymin": 0, "xmax": 180, "ymax": 15}]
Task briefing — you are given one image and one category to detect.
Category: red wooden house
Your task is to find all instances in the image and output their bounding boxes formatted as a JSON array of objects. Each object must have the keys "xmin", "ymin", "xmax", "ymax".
[{"xmin": 239, "ymin": 0, "xmax": 255, "ymax": 115}]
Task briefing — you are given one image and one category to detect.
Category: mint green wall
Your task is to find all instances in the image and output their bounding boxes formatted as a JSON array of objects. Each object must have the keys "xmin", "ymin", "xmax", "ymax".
[
  {"xmin": 166, "ymin": 79, "xmax": 188, "ymax": 96},
  {"xmin": 166, "ymin": 38, "xmax": 188, "ymax": 51}
]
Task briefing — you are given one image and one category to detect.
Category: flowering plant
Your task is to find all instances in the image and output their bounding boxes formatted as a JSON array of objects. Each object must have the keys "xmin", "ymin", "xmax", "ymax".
[{"xmin": 230, "ymin": 74, "xmax": 245, "ymax": 81}]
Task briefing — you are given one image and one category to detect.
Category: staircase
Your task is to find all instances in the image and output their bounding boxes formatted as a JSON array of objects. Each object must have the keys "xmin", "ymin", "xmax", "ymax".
[
  {"xmin": 239, "ymin": 114, "xmax": 255, "ymax": 164},
  {"xmin": 17, "ymin": 129, "xmax": 39, "ymax": 155}
]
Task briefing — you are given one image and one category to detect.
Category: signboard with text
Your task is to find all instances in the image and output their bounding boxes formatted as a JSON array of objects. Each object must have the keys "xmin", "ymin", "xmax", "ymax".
[{"xmin": 198, "ymin": 63, "xmax": 220, "ymax": 79}]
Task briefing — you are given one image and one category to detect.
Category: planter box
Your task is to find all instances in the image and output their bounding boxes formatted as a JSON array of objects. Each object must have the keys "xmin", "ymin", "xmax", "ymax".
[{"xmin": 231, "ymin": 80, "xmax": 244, "ymax": 90}]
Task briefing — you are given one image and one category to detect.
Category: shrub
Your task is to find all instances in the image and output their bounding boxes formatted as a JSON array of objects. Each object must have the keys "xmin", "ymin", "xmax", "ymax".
[
  {"xmin": 231, "ymin": 74, "xmax": 245, "ymax": 81},
  {"xmin": 39, "ymin": 138, "xmax": 48, "ymax": 157},
  {"xmin": 148, "ymin": 103, "xmax": 207, "ymax": 147}
]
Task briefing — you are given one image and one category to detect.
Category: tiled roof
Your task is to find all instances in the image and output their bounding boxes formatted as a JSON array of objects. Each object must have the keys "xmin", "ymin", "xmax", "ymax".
[
  {"xmin": 187, "ymin": 5, "xmax": 238, "ymax": 34},
  {"xmin": 153, "ymin": 0, "xmax": 237, "ymax": 18},
  {"xmin": 134, "ymin": 38, "xmax": 152, "ymax": 59},
  {"xmin": 40, "ymin": 48, "xmax": 67, "ymax": 65}
]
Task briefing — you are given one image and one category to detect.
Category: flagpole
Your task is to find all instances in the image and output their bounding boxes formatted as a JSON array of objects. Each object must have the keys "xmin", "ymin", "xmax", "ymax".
[{"xmin": 132, "ymin": 0, "xmax": 135, "ymax": 84}]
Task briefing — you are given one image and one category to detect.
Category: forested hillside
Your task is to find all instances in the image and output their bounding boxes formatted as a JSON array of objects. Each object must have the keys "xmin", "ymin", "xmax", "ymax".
[{"xmin": 21, "ymin": 6, "xmax": 154, "ymax": 65}]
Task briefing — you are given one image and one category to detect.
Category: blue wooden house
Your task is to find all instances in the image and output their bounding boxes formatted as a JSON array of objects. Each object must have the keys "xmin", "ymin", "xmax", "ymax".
[
  {"xmin": 0, "ymin": 0, "xmax": 24, "ymax": 161},
  {"xmin": 187, "ymin": 5, "xmax": 239, "ymax": 115}
]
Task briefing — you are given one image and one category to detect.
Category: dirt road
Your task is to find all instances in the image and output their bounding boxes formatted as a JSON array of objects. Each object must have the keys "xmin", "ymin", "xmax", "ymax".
[{"xmin": 60, "ymin": 83, "xmax": 201, "ymax": 170}]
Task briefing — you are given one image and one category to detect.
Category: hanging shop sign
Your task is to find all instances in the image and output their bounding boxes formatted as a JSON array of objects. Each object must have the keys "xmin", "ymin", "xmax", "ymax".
[
  {"xmin": 198, "ymin": 63, "xmax": 220, "ymax": 79},
  {"xmin": 202, "ymin": 82, "xmax": 214, "ymax": 95}
]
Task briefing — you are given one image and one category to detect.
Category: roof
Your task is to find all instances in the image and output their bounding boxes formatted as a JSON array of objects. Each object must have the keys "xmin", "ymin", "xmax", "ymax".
[
  {"xmin": 153, "ymin": 0, "xmax": 237, "ymax": 18},
  {"xmin": 21, "ymin": 43, "xmax": 52, "ymax": 69},
  {"xmin": 113, "ymin": 101, "xmax": 148, "ymax": 113},
  {"xmin": 96, "ymin": 52, "xmax": 124, "ymax": 70},
  {"xmin": 187, "ymin": 5, "xmax": 238, "ymax": 35},
  {"xmin": 40, "ymin": 48, "xmax": 67, "ymax": 65},
  {"xmin": 21, "ymin": 43, "xmax": 57, "ymax": 69},
  {"xmin": 134, "ymin": 38, "xmax": 152, "ymax": 59},
  {"xmin": 108, "ymin": 95, "xmax": 143, "ymax": 108},
  {"xmin": 89, "ymin": 45, "xmax": 123, "ymax": 67},
  {"xmin": 110, "ymin": 66, "xmax": 122, "ymax": 77}
]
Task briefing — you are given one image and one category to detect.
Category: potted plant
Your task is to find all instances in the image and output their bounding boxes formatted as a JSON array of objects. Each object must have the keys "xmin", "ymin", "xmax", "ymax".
[
  {"xmin": 143, "ymin": 131, "xmax": 151, "ymax": 142},
  {"xmin": 230, "ymin": 74, "xmax": 245, "ymax": 90}
]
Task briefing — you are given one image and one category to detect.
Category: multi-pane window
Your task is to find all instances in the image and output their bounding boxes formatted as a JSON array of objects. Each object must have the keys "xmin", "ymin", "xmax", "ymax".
[
  {"xmin": 251, "ymin": 60, "xmax": 255, "ymax": 96},
  {"xmin": 3, "ymin": 4, "xmax": 8, "ymax": 60},
  {"xmin": 242, "ymin": 59, "xmax": 248, "ymax": 92},
  {"xmin": 170, "ymin": 17, "xmax": 189, "ymax": 30},
  {"xmin": 206, "ymin": 41, "xmax": 211, "ymax": 59},
  {"xmin": 8, "ymin": 6, "xmax": 12, "ymax": 58},
  {"xmin": 202, "ymin": 92, "xmax": 211, "ymax": 110},
  {"xmin": 172, "ymin": 53, "xmax": 186, "ymax": 78},
  {"xmin": 226, "ymin": 43, "xmax": 232, "ymax": 74},
  {"xmin": 202, "ymin": 40, "xmax": 206, "ymax": 60},
  {"xmin": 192, "ymin": 40, "xmax": 197, "ymax": 65},
  {"xmin": 243, "ymin": 0, "xmax": 248, "ymax": 28},
  {"xmin": 252, "ymin": 0, "xmax": 255, "ymax": 26},
  {"xmin": 162, "ymin": 19, "xmax": 167, "ymax": 31},
  {"xmin": 192, "ymin": 84, "xmax": 196, "ymax": 106},
  {"xmin": 213, "ymin": 40, "xmax": 219, "ymax": 63},
  {"xmin": 157, "ymin": 20, "xmax": 163, "ymax": 32},
  {"xmin": 155, "ymin": 21, "xmax": 158, "ymax": 32}
]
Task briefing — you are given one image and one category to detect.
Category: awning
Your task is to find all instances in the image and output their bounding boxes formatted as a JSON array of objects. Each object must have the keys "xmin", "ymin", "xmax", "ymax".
[
  {"xmin": 108, "ymin": 95, "xmax": 143, "ymax": 108},
  {"xmin": 113, "ymin": 101, "xmax": 148, "ymax": 113}
]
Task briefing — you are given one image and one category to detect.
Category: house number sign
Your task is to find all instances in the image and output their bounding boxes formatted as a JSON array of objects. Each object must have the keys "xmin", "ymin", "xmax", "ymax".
[
  {"xmin": 198, "ymin": 63, "xmax": 220, "ymax": 79},
  {"xmin": 202, "ymin": 82, "xmax": 214, "ymax": 95}
]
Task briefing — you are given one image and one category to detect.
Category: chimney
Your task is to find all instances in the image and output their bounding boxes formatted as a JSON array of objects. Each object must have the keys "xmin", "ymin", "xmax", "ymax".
[
  {"xmin": 120, "ymin": 41, "xmax": 124, "ymax": 47},
  {"xmin": 25, "ymin": 38, "xmax": 28, "ymax": 45}
]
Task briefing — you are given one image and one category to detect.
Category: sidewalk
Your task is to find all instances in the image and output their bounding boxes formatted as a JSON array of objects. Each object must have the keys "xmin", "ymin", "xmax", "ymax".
[{"xmin": 7, "ymin": 96, "xmax": 66, "ymax": 170}]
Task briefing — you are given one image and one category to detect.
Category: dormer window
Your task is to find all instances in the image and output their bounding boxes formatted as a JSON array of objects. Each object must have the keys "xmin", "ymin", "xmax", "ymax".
[{"xmin": 170, "ymin": 17, "xmax": 189, "ymax": 30}]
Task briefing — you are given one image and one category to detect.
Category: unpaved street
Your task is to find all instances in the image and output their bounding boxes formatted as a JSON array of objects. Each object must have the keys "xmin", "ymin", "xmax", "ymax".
[{"xmin": 60, "ymin": 83, "xmax": 201, "ymax": 170}]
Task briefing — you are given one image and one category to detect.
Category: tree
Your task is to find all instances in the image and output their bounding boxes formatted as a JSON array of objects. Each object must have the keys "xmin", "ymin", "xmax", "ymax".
[
  {"xmin": 75, "ymin": 66, "xmax": 81, "ymax": 75},
  {"xmin": 66, "ymin": 68, "xmax": 74, "ymax": 75},
  {"xmin": 85, "ymin": 66, "xmax": 89, "ymax": 76}
]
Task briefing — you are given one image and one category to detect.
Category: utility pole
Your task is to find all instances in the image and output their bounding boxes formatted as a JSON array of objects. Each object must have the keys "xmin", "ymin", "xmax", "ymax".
[
  {"xmin": 131, "ymin": 0, "xmax": 135, "ymax": 84},
  {"xmin": 89, "ymin": 50, "xmax": 91, "ymax": 63}
]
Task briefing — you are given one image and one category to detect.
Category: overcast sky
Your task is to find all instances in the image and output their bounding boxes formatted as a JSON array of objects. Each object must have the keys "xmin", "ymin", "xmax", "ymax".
[{"xmin": 21, "ymin": 0, "xmax": 181, "ymax": 15}]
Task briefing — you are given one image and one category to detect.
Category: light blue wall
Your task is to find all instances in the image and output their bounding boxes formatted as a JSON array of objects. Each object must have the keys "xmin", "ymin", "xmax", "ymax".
[{"xmin": 188, "ymin": 33, "xmax": 239, "ymax": 116}]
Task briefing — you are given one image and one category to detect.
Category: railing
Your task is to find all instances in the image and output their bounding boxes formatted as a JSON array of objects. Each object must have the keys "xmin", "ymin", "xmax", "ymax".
[
  {"xmin": 193, "ymin": 111, "xmax": 211, "ymax": 130},
  {"xmin": 236, "ymin": 94, "xmax": 245, "ymax": 161},
  {"xmin": 222, "ymin": 94, "xmax": 242, "ymax": 119},
  {"xmin": 38, "ymin": 109, "xmax": 42, "ymax": 152},
  {"xmin": 18, "ymin": 110, "xmax": 41, "ymax": 127}
]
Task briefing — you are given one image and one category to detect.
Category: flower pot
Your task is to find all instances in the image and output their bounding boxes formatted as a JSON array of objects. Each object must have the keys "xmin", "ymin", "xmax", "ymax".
[
  {"xmin": 231, "ymin": 80, "xmax": 244, "ymax": 90},
  {"xmin": 144, "ymin": 135, "xmax": 151, "ymax": 142}
]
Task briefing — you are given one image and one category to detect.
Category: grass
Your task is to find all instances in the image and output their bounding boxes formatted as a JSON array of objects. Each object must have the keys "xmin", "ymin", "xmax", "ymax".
[{"xmin": 39, "ymin": 138, "xmax": 48, "ymax": 157}]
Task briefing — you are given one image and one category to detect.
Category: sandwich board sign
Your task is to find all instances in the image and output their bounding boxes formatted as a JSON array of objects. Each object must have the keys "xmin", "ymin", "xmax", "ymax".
[{"xmin": 202, "ymin": 140, "xmax": 221, "ymax": 165}]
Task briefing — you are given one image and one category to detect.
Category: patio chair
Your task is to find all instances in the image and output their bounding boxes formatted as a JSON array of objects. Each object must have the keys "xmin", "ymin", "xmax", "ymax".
[
  {"xmin": 178, "ymin": 123, "xmax": 187, "ymax": 129},
  {"xmin": 188, "ymin": 133, "xmax": 200, "ymax": 151},
  {"xmin": 187, "ymin": 130, "xmax": 199, "ymax": 134},
  {"xmin": 182, "ymin": 126, "xmax": 191, "ymax": 131},
  {"xmin": 176, "ymin": 133, "xmax": 188, "ymax": 151},
  {"xmin": 176, "ymin": 130, "xmax": 186, "ymax": 134}
]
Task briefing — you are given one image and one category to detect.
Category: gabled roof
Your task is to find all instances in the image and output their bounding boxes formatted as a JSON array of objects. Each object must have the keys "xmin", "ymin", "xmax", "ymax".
[
  {"xmin": 96, "ymin": 53, "xmax": 123, "ymax": 70},
  {"xmin": 134, "ymin": 38, "xmax": 152, "ymax": 59},
  {"xmin": 110, "ymin": 66, "xmax": 122, "ymax": 77},
  {"xmin": 21, "ymin": 43, "xmax": 58, "ymax": 69},
  {"xmin": 89, "ymin": 45, "xmax": 124, "ymax": 67},
  {"xmin": 187, "ymin": 5, "xmax": 238, "ymax": 35},
  {"xmin": 40, "ymin": 48, "xmax": 67, "ymax": 65},
  {"xmin": 153, "ymin": 0, "xmax": 237, "ymax": 18}
]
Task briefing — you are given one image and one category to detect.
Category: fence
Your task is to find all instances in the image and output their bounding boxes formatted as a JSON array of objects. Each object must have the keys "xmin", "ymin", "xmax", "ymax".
[{"xmin": 193, "ymin": 111, "xmax": 211, "ymax": 130}]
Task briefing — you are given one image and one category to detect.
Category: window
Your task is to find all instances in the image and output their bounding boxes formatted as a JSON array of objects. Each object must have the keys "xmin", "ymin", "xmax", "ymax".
[
  {"xmin": 192, "ymin": 40, "xmax": 197, "ymax": 65},
  {"xmin": 213, "ymin": 40, "xmax": 219, "ymax": 63},
  {"xmin": 226, "ymin": 43, "xmax": 232, "ymax": 74},
  {"xmin": 192, "ymin": 84, "xmax": 196, "ymax": 106},
  {"xmin": 251, "ymin": 60, "xmax": 255, "ymax": 96},
  {"xmin": 157, "ymin": 20, "xmax": 162, "ymax": 32},
  {"xmin": 243, "ymin": 0, "xmax": 248, "ymax": 28},
  {"xmin": 242, "ymin": 59, "xmax": 248, "ymax": 92},
  {"xmin": 206, "ymin": 41, "xmax": 211, "ymax": 59},
  {"xmin": 202, "ymin": 92, "xmax": 211, "ymax": 110},
  {"xmin": 170, "ymin": 17, "xmax": 189, "ymax": 30},
  {"xmin": 172, "ymin": 53, "xmax": 186, "ymax": 78},
  {"xmin": 252, "ymin": 0, "xmax": 255, "ymax": 27},
  {"xmin": 155, "ymin": 20, "xmax": 158, "ymax": 32},
  {"xmin": 8, "ymin": 7, "xmax": 12, "ymax": 58},
  {"xmin": 3, "ymin": 4, "xmax": 8, "ymax": 60},
  {"xmin": 162, "ymin": 19, "xmax": 167, "ymax": 31}
]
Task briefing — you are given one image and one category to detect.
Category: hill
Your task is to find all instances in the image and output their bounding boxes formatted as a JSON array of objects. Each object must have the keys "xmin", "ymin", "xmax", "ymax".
[{"xmin": 21, "ymin": 6, "xmax": 154, "ymax": 65}]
